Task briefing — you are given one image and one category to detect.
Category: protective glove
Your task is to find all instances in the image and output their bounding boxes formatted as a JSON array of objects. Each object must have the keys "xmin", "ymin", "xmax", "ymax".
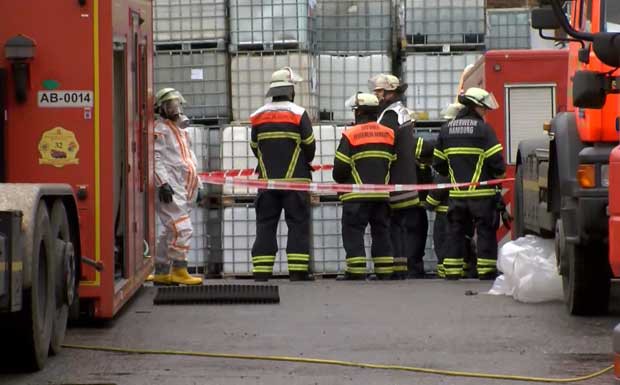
[
  {"xmin": 158, "ymin": 183, "xmax": 174, "ymax": 204},
  {"xmin": 196, "ymin": 188, "xmax": 206, "ymax": 207},
  {"xmin": 496, "ymin": 196, "xmax": 513, "ymax": 229}
]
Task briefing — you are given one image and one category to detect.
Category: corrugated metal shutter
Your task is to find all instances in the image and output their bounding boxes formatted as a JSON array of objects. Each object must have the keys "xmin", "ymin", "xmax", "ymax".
[{"xmin": 506, "ymin": 86, "xmax": 555, "ymax": 164}]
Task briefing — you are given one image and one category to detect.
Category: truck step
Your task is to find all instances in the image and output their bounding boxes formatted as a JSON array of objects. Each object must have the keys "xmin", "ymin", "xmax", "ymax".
[{"xmin": 153, "ymin": 284, "xmax": 280, "ymax": 305}]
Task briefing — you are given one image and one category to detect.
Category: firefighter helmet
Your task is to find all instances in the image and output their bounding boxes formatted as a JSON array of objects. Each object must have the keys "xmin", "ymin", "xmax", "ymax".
[
  {"xmin": 266, "ymin": 67, "xmax": 303, "ymax": 97},
  {"xmin": 345, "ymin": 92, "xmax": 380, "ymax": 109},
  {"xmin": 459, "ymin": 87, "xmax": 499, "ymax": 110},
  {"xmin": 368, "ymin": 73, "xmax": 407, "ymax": 93},
  {"xmin": 155, "ymin": 88, "xmax": 186, "ymax": 107}
]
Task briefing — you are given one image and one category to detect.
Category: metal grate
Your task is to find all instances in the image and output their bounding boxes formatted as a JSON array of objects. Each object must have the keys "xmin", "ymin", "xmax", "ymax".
[
  {"xmin": 404, "ymin": 52, "xmax": 481, "ymax": 119},
  {"xmin": 404, "ymin": 0, "xmax": 485, "ymax": 47},
  {"xmin": 486, "ymin": 9, "xmax": 531, "ymax": 50},
  {"xmin": 153, "ymin": 0, "xmax": 228, "ymax": 43},
  {"xmin": 229, "ymin": 0, "xmax": 316, "ymax": 52},
  {"xmin": 315, "ymin": 0, "xmax": 392, "ymax": 53},
  {"xmin": 154, "ymin": 47, "xmax": 230, "ymax": 120},
  {"xmin": 230, "ymin": 50, "xmax": 319, "ymax": 122}
]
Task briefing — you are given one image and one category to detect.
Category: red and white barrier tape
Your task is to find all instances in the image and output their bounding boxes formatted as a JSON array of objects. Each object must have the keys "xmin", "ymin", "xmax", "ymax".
[
  {"xmin": 200, "ymin": 170, "xmax": 513, "ymax": 193},
  {"xmin": 203, "ymin": 164, "xmax": 334, "ymax": 178}
]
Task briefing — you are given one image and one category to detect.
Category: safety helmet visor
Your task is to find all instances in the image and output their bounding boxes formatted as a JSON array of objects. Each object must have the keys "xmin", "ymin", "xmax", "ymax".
[{"xmin": 480, "ymin": 92, "xmax": 499, "ymax": 110}]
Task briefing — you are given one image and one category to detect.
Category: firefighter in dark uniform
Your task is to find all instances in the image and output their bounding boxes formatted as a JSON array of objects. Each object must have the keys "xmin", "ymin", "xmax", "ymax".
[
  {"xmin": 370, "ymin": 74, "xmax": 434, "ymax": 279},
  {"xmin": 333, "ymin": 92, "xmax": 396, "ymax": 280},
  {"xmin": 426, "ymin": 174, "xmax": 476, "ymax": 278},
  {"xmin": 433, "ymin": 87, "xmax": 506, "ymax": 280},
  {"xmin": 250, "ymin": 67, "xmax": 316, "ymax": 282}
]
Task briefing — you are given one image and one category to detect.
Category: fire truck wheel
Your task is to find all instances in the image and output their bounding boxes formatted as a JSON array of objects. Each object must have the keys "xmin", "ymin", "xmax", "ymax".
[
  {"xmin": 512, "ymin": 166, "xmax": 525, "ymax": 239},
  {"xmin": 49, "ymin": 200, "xmax": 73, "ymax": 355},
  {"xmin": 17, "ymin": 202, "xmax": 56, "ymax": 370},
  {"xmin": 563, "ymin": 241, "xmax": 611, "ymax": 315}
]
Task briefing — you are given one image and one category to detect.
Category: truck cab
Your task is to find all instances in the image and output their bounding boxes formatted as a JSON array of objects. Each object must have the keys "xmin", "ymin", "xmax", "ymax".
[{"xmin": 515, "ymin": 0, "xmax": 620, "ymax": 315}]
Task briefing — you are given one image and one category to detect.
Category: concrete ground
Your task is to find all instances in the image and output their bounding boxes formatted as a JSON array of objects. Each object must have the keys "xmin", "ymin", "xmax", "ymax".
[{"xmin": 1, "ymin": 278, "xmax": 619, "ymax": 385}]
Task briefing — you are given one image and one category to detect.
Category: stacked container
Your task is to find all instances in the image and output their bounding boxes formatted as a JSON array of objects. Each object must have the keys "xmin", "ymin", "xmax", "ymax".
[
  {"xmin": 486, "ymin": 9, "xmax": 531, "ymax": 50},
  {"xmin": 404, "ymin": 0, "xmax": 485, "ymax": 49},
  {"xmin": 316, "ymin": 0, "xmax": 393, "ymax": 123},
  {"xmin": 229, "ymin": 0, "xmax": 318, "ymax": 122}
]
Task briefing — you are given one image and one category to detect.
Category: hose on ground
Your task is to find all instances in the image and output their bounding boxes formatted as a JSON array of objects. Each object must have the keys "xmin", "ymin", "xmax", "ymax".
[{"xmin": 62, "ymin": 344, "xmax": 613, "ymax": 383}]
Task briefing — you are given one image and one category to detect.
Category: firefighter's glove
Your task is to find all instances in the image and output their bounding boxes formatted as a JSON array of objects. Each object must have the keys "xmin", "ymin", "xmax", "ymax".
[
  {"xmin": 196, "ymin": 188, "xmax": 206, "ymax": 207},
  {"xmin": 158, "ymin": 183, "xmax": 175, "ymax": 204},
  {"xmin": 496, "ymin": 198, "xmax": 513, "ymax": 229}
]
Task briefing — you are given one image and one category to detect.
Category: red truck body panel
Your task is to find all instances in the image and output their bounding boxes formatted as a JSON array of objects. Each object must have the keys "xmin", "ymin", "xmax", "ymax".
[
  {"xmin": 0, "ymin": 0, "xmax": 155, "ymax": 318},
  {"xmin": 462, "ymin": 50, "xmax": 569, "ymax": 242}
]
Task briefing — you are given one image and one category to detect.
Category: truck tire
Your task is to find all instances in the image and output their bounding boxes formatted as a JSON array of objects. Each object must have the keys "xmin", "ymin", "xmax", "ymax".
[
  {"xmin": 512, "ymin": 166, "xmax": 525, "ymax": 239},
  {"xmin": 49, "ymin": 200, "xmax": 75, "ymax": 355},
  {"xmin": 12, "ymin": 202, "xmax": 56, "ymax": 370},
  {"xmin": 563, "ymin": 241, "xmax": 611, "ymax": 315}
]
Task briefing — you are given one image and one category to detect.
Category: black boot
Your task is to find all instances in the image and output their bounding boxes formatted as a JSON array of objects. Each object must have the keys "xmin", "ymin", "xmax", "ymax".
[
  {"xmin": 289, "ymin": 272, "xmax": 315, "ymax": 282},
  {"xmin": 254, "ymin": 273, "xmax": 270, "ymax": 282},
  {"xmin": 336, "ymin": 272, "xmax": 366, "ymax": 281}
]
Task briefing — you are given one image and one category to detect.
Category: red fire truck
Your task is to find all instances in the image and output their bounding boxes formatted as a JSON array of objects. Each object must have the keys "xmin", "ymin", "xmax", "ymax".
[
  {"xmin": 0, "ymin": 0, "xmax": 155, "ymax": 370},
  {"xmin": 462, "ymin": 49, "xmax": 569, "ymax": 246}
]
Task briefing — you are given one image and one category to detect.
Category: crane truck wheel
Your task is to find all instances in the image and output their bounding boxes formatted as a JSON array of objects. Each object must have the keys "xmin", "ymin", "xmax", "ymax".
[
  {"xmin": 562, "ymin": 238, "xmax": 610, "ymax": 316},
  {"xmin": 49, "ymin": 200, "xmax": 74, "ymax": 356},
  {"xmin": 512, "ymin": 165, "xmax": 525, "ymax": 239},
  {"xmin": 13, "ymin": 201, "xmax": 56, "ymax": 370}
]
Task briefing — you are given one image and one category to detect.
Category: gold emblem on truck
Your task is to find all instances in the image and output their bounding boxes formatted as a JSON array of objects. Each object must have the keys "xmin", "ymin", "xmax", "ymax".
[{"xmin": 38, "ymin": 127, "xmax": 80, "ymax": 167}]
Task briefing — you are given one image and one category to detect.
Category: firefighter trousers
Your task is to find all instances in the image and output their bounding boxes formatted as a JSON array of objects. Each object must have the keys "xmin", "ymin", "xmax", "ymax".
[
  {"xmin": 251, "ymin": 190, "xmax": 311, "ymax": 278},
  {"xmin": 434, "ymin": 212, "xmax": 476, "ymax": 278},
  {"xmin": 390, "ymin": 206, "xmax": 426, "ymax": 277},
  {"xmin": 342, "ymin": 201, "xmax": 393, "ymax": 279},
  {"xmin": 445, "ymin": 197, "xmax": 498, "ymax": 279}
]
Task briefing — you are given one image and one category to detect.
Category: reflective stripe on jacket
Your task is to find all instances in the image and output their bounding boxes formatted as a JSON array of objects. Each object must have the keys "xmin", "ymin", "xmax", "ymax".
[
  {"xmin": 333, "ymin": 122, "xmax": 396, "ymax": 202},
  {"xmin": 250, "ymin": 101, "xmax": 316, "ymax": 181}
]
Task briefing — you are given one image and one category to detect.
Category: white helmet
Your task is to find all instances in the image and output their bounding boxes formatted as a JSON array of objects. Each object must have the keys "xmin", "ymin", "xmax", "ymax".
[
  {"xmin": 345, "ymin": 92, "xmax": 380, "ymax": 110},
  {"xmin": 368, "ymin": 73, "xmax": 407, "ymax": 93},
  {"xmin": 266, "ymin": 67, "xmax": 303, "ymax": 97},
  {"xmin": 155, "ymin": 88, "xmax": 186, "ymax": 108},
  {"xmin": 459, "ymin": 87, "xmax": 499, "ymax": 110},
  {"xmin": 441, "ymin": 103, "xmax": 465, "ymax": 120}
]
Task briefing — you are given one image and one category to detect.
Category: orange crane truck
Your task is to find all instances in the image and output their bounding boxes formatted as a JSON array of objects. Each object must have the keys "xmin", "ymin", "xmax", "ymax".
[
  {"xmin": 515, "ymin": 0, "xmax": 620, "ymax": 316},
  {"xmin": 0, "ymin": 0, "xmax": 155, "ymax": 370}
]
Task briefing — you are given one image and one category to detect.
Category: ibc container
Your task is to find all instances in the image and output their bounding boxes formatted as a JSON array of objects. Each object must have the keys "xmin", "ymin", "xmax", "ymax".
[
  {"xmin": 313, "ymin": 125, "xmax": 344, "ymax": 186},
  {"xmin": 222, "ymin": 204, "xmax": 291, "ymax": 274},
  {"xmin": 231, "ymin": 51, "xmax": 318, "ymax": 122},
  {"xmin": 318, "ymin": 54, "xmax": 391, "ymax": 122},
  {"xmin": 486, "ymin": 9, "xmax": 531, "ymax": 50},
  {"xmin": 153, "ymin": 0, "xmax": 228, "ymax": 42},
  {"xmin": 404, "ymin": 0, "xmax": 485, "ymax": 46},
  {"xmin": 221, "ymin": 126, "xmax": 258, "ymax": 196},
  {"xmin": 404, "ymin": 52, "xmax": 481, "ymax": 119},
  {"xmin": 316, "ymin": 0, "xmax": 392, "ymax": 53},
  {"xmin": 154, "ymin": 47, "xmax": 230, "ymax": 120},
  {"xmin": 229, "ymin": 0, "xmax": 315, "ymax": 51}
]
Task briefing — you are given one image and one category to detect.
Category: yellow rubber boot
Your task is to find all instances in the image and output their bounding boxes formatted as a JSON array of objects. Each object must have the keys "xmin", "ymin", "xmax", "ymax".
[
  {"xmin": 170, "ymin": 267, "xmax": 203, "ymax": 285},
  {"xmin": 152, "ymin": 273, "xmax": 174, "ymax": 285}
]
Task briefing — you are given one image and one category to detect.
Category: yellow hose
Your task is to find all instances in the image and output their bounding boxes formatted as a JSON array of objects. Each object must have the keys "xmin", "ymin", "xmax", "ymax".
[{"xmin": 62, "ymin": 344, "xmax": 613, "ymax": 383}]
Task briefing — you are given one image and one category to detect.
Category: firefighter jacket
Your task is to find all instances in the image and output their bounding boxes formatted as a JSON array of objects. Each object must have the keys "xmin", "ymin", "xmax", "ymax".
[
  {"xmin": 333, "ymin": 122, "xmax": 396, "ymax": 202},
  {"xmin": 432, "ymin": 107, "xmax": 506, "ymax": 199},
  {"xmin": 377, "ymin": 100, "xmax": 411, "ymax": 127},
  {"xmin": 426, "ymin": 174, "xmax": 450, "ymax": 213},
  {"xmin": 378, "ymin": 100, "xmax": 434, "ymax": 209},
  {"xmin": 250, "ymin": 101, "xmax": 316, "ymax": 181}
]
